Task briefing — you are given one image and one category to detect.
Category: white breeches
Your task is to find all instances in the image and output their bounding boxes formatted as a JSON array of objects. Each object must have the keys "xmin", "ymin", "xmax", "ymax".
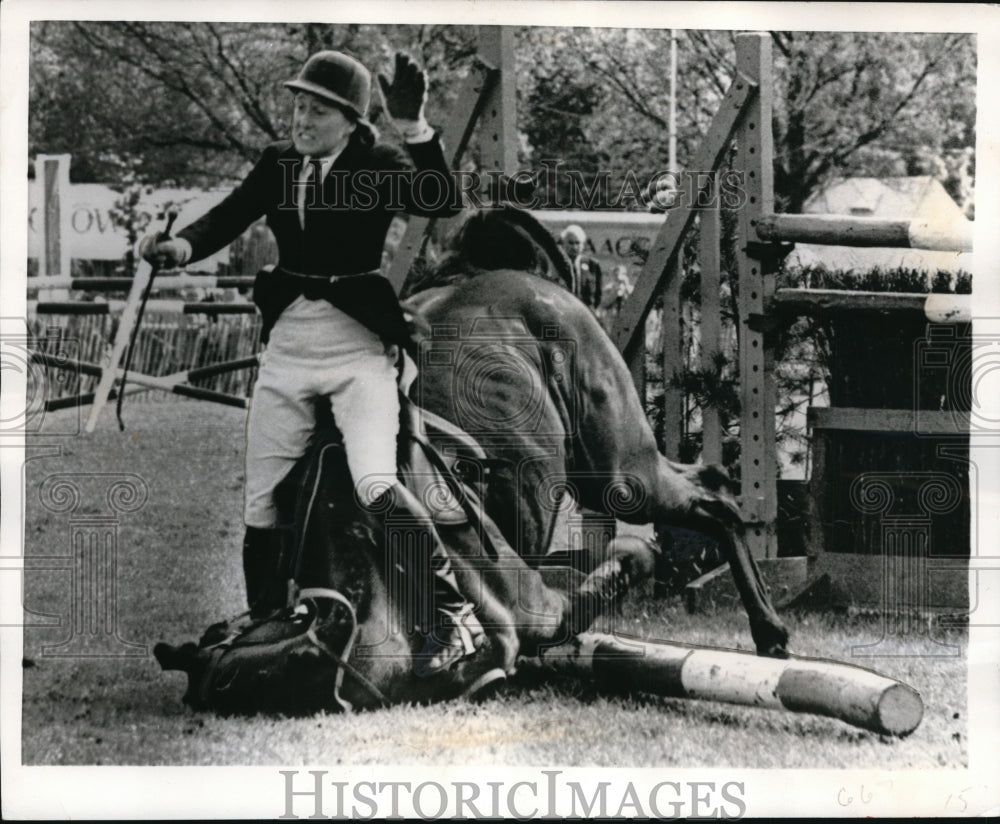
[{"xmin": 243, "ymin": 297, "xmax": 400, "ymax": 528}]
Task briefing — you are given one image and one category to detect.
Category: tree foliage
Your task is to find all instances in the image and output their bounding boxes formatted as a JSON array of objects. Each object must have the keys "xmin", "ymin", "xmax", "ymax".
[
  {"xmin": 31, "ymin": 23, "xmax": 975, "ymax": 216},
  {"xmin": 516, "ymin": 28, "xmax": 975, "ymax": 214},
  {"xmin": 29, "ymin": 22, "xmax": 476, "ymax": 186}
]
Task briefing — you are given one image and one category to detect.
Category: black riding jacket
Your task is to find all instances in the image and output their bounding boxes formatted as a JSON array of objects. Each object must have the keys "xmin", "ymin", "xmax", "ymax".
[{"xmin": 177, "ymin": 132, "xmax": 459, "ymax": 346}]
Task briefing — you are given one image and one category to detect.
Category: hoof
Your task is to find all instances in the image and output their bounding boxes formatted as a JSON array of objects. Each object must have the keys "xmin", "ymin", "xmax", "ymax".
[{"xmin": 752, "ymin": 622, "xmax": 790, "ymax": 658}]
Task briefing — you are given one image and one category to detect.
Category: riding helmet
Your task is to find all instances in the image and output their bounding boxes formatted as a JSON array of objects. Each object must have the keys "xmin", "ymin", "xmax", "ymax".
[{"xmin": 284, "ymin": 51, "xmax": 371, "ymax": 121}]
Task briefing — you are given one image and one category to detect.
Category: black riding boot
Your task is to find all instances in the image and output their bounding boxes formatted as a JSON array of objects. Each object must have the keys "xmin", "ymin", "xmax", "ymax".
[
  {"xmin": 242, "ymin": 526, "xmax": 293, "ymax": 619},
  {"xmin": 370, "ymin": 483, "xmax": 484, "ymax": 678}
]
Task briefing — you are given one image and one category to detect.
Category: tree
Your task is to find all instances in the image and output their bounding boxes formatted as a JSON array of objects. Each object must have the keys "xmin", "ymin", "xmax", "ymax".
[
  {"xmin": 515, "ymin": 28, "xmax": 975, "ymax": 214},
  {"xmin": 768, "ymin": 31, "xmax": 975, "ymax": 213},
  {"xmin": 33, "ymin": 24, "xmax": 975, "ymax": 216},
  {"xmin": 29, "ymin": 22, "xmax": 476, "ymax": 186}
]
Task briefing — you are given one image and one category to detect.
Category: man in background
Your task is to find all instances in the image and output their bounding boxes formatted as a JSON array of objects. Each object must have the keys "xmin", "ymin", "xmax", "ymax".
[{"xmin": 559, "ymin": 224, "xmax": 603, "ymax": 312}]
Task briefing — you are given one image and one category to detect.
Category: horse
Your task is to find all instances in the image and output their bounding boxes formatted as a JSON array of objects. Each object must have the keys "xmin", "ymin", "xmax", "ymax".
[{"xmin": 154, "ymin": 207, "xmax": 789, "ymax": 714}]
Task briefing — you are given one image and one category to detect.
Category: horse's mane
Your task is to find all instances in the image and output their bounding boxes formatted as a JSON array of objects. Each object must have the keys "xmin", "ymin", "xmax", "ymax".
[{"xmin": 402, "ymin": 206, "xmax": 574, "ymax": 298}]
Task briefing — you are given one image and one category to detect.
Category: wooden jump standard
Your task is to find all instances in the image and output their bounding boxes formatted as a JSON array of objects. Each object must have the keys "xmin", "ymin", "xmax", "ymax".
[
  {"xmin": 539, "ymin": 632, "xmax": 924, "ymax": 737},
  {"xmin": 612, "ymin": 31, "xmax": 973, "ymax": 575}
]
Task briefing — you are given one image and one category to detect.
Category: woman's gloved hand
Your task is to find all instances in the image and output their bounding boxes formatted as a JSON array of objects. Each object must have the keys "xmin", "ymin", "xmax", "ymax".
[
  {"xmin": 138, "ymin": 235, "xmax": 191, "ymax": 269},
  {"xmin": 378, "ymin": 52, "xmax": 427, "ymax": 123}
]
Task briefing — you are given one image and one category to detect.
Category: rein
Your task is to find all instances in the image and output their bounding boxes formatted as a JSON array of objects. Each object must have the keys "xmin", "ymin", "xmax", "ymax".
[{"xmin": 297, "ymin": 587, "xmax": 390, "ymax": 711}]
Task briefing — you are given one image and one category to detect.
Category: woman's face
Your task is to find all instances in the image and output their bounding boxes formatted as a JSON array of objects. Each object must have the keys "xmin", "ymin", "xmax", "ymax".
[{"xmin": 292, "ymin": 93, "xmax": 356, "ymax": 156}]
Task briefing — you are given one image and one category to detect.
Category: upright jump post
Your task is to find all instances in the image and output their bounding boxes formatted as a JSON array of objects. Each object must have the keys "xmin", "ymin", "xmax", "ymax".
[
  {"xmin": 476, "ymin": 26, "xmax": 519, "ymax": 181},
  {"xmin": 610, "ymin": 33, "xmax": 768, "ymax": 546},
  {"xmin": 34, "ymin": 154, "xmax": 72, "ymax": 300},
  {"xmin": 733, "ymin": 32, "xmax": 778, "ymax": 560},
  {"xmin": 387, "ymin": 26, "xmax": 513, "ymax": 295}
]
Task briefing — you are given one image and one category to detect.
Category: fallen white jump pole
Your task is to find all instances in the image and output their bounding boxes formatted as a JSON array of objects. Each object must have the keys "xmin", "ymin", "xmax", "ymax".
[{"xmin": 538, "ymin": 633, "xmax": 923, "ymax": 737}]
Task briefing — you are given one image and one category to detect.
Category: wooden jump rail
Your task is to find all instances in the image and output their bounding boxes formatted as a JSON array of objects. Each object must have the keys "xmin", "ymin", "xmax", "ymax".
[
  {"xmin": 28, "ymin": 256, "xmax": 260, "ymax": 424},
  {"xmin": 772, "ymin": 289, "xmax": 971, "ymax": 323},
  {"xmin": 30, "ymin": 300, "xmax": 258, "ymax": 316},
  {"xmin": 27, "ymin": 275, "xmax": 257, "ymax": 291},
  {"xmin": 756, "ymin": 213, "xmax": 973, "ymax": 253},
  {"xmin": 31, "ymin": 351, "xmax": 253, "ymax": 409}
]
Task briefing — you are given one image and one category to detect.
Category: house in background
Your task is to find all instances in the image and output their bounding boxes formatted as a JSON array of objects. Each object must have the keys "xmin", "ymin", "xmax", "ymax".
[{"xmin": 783, "ymin": 176, "xmax": 973, "ymax": 275}]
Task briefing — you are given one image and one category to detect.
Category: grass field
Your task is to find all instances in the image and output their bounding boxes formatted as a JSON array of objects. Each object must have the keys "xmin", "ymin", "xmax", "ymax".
[{"xmin": 19, "ymin": 402, "xmax": 967, "ymax": 767}]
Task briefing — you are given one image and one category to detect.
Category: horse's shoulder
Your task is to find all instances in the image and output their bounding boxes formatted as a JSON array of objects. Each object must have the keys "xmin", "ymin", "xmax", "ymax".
[{"xmin": 404, "ymin": 283, "xmax": 457, "ymax": 315}]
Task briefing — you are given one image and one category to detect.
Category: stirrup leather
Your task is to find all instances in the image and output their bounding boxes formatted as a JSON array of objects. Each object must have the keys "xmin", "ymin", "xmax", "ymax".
[
  {"xmin": 437, "ymin": 602, "xmax": 483, "ymax": 656},
  {"xmin": 414, "ymin": 604, "xmax": 484, "ymax": 678}
]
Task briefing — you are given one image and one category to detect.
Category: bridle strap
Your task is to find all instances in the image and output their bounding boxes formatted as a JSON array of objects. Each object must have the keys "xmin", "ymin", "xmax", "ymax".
[
  {"xmin": 284, "ymin": 444, "xmax": 392, "ymax": 710},
  {"xmin": 298, "ymin": 587, "xmax": 390, "ymax": 710}
]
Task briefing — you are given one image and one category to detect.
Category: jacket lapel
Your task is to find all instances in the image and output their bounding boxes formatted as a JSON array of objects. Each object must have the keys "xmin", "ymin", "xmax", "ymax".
[{"xmin": 274, "ymin": 144, "xmax": 307, "ymax": 236}]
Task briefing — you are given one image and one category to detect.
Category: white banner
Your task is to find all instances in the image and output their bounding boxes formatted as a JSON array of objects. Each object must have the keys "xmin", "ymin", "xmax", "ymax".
[
  {"xmin": 26, "ymin": 176, "xmax": 665, "ymax": 278},
  {"xmin": 27, "ymin": 182, "xmax": 231, "ymax": 265}
]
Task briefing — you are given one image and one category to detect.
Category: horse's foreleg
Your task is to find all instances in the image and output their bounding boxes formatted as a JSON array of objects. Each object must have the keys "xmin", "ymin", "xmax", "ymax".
[
  {"xmin": 687, "ymin": 497, "xmax": 788, "ymax": 657},
  {"xmin": 642, "ymin": 460, "xmax": 788, "ymax": 657}
]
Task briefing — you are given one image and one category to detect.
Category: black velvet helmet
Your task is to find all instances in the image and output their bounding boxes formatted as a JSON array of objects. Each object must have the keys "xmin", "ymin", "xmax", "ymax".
[{"xmin": 284, "ymin": 51, "xmax": 371, "ymax": 121}]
